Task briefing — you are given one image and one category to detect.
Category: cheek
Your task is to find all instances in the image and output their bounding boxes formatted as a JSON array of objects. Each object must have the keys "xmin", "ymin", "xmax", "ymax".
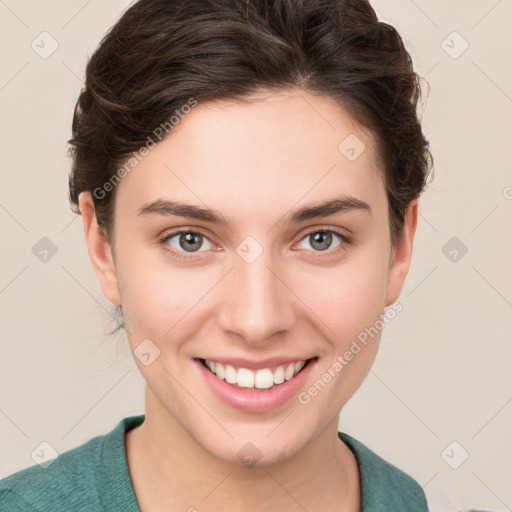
[
  {"xmin": 294, "ymin": 261, "xmax": 389, "ymax": 413},
  {"xmin": 298, "ymin": 253, "xmax": 390, "ymax": 343},
  {"xmin": 116, "ymin": 252, "xmax": 214, "ymax": 343}
]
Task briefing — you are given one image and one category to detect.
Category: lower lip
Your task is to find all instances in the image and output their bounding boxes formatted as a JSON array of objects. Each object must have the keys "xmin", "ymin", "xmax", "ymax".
[{"xmin": 194, "ymin": 358, "xmax": 317, "ymax": 413}]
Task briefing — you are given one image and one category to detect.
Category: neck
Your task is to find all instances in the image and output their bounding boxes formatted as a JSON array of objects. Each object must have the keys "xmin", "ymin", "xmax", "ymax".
[{"xmin": 125, "ymin": 385, "xmax": 361, "ymax": 512}]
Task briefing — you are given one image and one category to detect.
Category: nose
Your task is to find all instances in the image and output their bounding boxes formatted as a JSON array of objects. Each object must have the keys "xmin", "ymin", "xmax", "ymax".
[{"xmin": 217, "ymin": 247, "xmax": 296, "ymax": 346}]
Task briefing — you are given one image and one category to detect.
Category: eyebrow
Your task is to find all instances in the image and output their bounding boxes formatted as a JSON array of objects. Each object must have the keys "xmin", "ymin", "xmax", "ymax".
[{"xmin": 136, "ymin": 195, "xmax": 371, "ymax": 226}]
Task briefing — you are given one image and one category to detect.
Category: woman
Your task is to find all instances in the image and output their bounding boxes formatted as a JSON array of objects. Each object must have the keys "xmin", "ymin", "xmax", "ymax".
[{"xmin": 1, "ymin": 0, "xmax": 440, "ymax": 510}]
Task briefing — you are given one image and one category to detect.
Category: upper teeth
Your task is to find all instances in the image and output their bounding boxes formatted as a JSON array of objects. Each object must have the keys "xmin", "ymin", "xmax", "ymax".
[{"xmin": 204, "ymin": 359, "xmax": 306, "ymax": 389}]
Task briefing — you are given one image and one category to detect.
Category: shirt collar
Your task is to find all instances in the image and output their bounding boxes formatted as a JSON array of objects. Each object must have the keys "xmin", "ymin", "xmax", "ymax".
[{"xmin": 106, "ymin": 415, "xmax": 428, "ymax": 511}]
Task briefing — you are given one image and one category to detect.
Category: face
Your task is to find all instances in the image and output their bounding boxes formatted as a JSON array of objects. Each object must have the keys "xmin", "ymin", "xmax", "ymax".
[{"xmin": 80, "ymin": 88, "xmax": 417, "ymax": 466}]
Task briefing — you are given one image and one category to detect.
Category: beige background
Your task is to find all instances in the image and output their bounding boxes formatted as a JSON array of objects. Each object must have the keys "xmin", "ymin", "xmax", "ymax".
[{"xmin": 1, "ymin": 1, "xmax": 511, "ymax": 510}]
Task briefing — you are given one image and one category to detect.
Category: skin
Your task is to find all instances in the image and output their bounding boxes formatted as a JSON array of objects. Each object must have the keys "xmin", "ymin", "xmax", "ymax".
[{"xmin": 79, "ymin": 87, "xmax": 418, "ymax": 511}]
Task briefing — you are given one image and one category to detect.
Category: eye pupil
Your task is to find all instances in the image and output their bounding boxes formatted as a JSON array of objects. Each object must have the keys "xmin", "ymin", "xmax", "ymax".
[
  {"xmin": 310, "ymin": 231, "xmax": 332, "ymax": 251},
  {"xmin": 180, "ymin": 232, "xmax": 202, "ymax": 252}
]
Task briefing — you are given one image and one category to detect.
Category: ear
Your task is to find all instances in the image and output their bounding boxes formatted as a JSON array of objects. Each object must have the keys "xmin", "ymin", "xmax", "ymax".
[
  {"xmin": 78, "ymin": 191, "xmax": 121, "ymax": 306},
  {"xmin": 385, "ymin": 198, "xmax": 419, "ymax": 306}
]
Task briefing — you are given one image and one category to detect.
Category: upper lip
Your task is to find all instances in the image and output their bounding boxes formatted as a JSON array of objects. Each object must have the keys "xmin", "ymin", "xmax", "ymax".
[{"xmin": 197, "ymin": 355, "xmax": 317, "ymax": 371}]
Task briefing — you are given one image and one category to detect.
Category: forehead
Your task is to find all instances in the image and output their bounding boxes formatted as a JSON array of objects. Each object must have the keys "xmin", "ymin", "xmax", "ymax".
[
  {"xmin": 162, "ymin": 88, "xmax": 382, "ymax": 172},
  {"xmin": 115, "ymin": 88, "xmax": 386, "ymax": 223}
]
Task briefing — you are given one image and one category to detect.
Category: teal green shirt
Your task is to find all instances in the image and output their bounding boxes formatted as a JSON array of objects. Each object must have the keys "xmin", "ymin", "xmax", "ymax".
[{"xmin": 0, "ymin": 414, "xmax": 429, "ymax": 511}]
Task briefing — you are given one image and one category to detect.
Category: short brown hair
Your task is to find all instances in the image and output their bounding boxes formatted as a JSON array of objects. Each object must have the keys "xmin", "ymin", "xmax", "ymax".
[{"xmin": 68, "ymin": 0, "xmax": 433, "ymax": 246}]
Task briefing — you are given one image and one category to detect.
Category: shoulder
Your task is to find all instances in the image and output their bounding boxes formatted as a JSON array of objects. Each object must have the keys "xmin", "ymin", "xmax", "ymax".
[
  {"xmin": 0, "ymin": 428, "xmax": 110, "ymax": 512},
  {"xmin": 0, "ymin": 415, "xmax": 144, "ymax": 512},
  {"xmin": 0, "ymin": 436, "xmax": 102, "ymax": 511},
  {"xmin": 338, "ymin": 432, "xmax": 429, "ymax": 511}
]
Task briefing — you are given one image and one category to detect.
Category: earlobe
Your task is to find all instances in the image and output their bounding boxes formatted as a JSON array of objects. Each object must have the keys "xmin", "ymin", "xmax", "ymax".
[
  {"xmin": 78, "ymin": 192, "xmax": 122, "ymax": 306},
  {"xmin": 385, "ymin": 198, "xmax": 419, "ymax": 306}
]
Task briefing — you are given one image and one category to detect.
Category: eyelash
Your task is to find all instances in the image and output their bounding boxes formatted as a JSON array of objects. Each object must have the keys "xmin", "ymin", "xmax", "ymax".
[{"xmin": 157, "ymin": 226, "xmax": 353, "ymax": 261}]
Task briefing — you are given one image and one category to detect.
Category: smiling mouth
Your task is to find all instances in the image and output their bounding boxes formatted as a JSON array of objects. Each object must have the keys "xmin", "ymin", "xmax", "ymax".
[{"xmin": 198, "ymin": 356, "xmax": 318, "ymax": 391}]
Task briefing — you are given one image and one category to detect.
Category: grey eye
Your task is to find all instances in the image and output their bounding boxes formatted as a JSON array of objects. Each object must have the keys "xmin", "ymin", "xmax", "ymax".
[
  {"xmin": 166, "ymin": 232, "xmax": 213, "ymax": 253},
  {"xmin": 298, "ymin": 231, "xmax": 342, "ymax": 252}
]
